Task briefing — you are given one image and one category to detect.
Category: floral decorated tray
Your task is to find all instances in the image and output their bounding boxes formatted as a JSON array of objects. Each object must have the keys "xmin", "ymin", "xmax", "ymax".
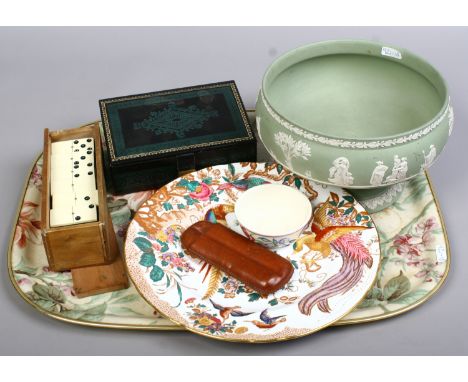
[{"xmin": 8, "ymin": 114, "xmax": 450, "ymax": 331}]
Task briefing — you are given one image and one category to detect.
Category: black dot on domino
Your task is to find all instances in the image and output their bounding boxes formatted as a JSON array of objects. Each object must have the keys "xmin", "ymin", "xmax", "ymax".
[
  {"xmin": 89, "ymin": 204, "xmax": 94, "ymax": 208},
  {"xmin": 87, "ymin": 163, "xmax": 92, "ymax": 167},
  {"xmin": 74, "ymin": 174, "xmax": 79, "ymax": 177},
  {"xmin": 74, "ymin": 161, "xmax": 79, "ymax": 164},
  {"xmin": 84, "ymin": 196, "xmax": 90, "ymax": 201},
  {"xmin": 74, "ymin": 149, "xmax": 79, "ymax": 152},
  {"xmin": 88, "ymin": 171, "xmax": 93, "ymax": 175},
  {"xmin": 81, "ymin": 144, "xmax": 85, "ymax": 148},
  {"xmin": 74, "ymin": 165, "xmax": 79, "ymax": 169},
  {"xmin": 87, "ymin": 138, "xmax": 92, "ymax": 142},
  {"xmin": 87, "ymin": 151, "xmax": 92, "ymax": 155},
  {"xmin": 74, "ymin": 140, "xmax": 78, "ymax": 144},
  {"xmin": 80, "ymin": 156, "xmax": 85, "ymax": 160},
  {"xmin": 75, "ymin": 216, "xmax": 81, "ymax": 221}
]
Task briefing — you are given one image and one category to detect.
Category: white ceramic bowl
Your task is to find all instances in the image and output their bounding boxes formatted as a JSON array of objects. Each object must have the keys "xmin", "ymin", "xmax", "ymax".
[{"xmin": 234, "ymin": 184, "xmax": 312, "ymax": 249}]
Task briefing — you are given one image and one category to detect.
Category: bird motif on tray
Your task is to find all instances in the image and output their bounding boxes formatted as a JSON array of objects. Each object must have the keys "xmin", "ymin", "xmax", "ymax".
[
  {"xmin": 294, "ymin": 199, "xmax": 374, "ymax": 315},
  {"xmin": 209, "ymin": 299, "xmax": 253, "ymax": 321},
  {"xmin": 248, "ymin": 309, "xmax": 287, "ymax": 329}
]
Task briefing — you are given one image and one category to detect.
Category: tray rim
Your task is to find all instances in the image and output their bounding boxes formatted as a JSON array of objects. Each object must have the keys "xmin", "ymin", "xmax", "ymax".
[{"xmin": 7, "ymin": 119, "xmax": 451, "ymax": 331}]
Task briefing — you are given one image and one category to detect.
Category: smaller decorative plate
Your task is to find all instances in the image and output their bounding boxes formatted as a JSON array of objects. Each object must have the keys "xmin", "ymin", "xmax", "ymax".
[{"xmin": 125, "ymin": 162, "xmax": 380, "ymax": 342}]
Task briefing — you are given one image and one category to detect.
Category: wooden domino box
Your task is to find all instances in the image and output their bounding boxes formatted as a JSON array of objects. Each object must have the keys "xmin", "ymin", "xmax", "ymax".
[{"xmin": 41, "ymin": 122, "xmax": 119, "ymax": 272}]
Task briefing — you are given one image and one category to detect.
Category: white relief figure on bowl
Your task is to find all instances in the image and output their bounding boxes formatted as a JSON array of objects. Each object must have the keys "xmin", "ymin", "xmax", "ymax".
[
  {"xmin": 369, "ymin": 161, "xmax": 389, "ymax": 186},
  {"xmin": 448, "ymin": 105, "xmax": 454, "ymax": 136},
  {"xmin": 385, "ymin": 155, "xmax": 408, "ymax": 184},
  {"xmin": 328, "ymin": 157, "xmax": 354, "ymax": 186},
  {"xmin": 421, "ymin": 145, "xmax": 437, "ymax": 171},
  {"xmin": 274, "ymin": 131, "xmax": 311, "ymax": 168}
]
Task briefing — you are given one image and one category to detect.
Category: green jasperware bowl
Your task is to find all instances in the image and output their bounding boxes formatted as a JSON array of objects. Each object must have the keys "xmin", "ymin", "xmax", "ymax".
[{"xmin": 256, "ymin": 40, "xmax": 453, "ymax": 197}]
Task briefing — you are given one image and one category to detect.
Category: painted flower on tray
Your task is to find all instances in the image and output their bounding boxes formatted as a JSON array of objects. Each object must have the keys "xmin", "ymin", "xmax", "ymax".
[
  {"xmin": 414, "ymin": 260, "xmax": 442, "ymax": 283},
  {"xmin": 416, "ymin": 217, "xmax": 437, "ymax": 245},
  {"xmin": 392, "ymin": 217, "xmax": 438, "ymax": 261},
  {"xmin": 15, "ymin": 201, "xmax": 41, "ymax": 248},
  {"xmin": 393, "ymin": 234, "xmax": 423, "ymax": 258},
  {"xmin": 29, "ymin": 163, "xmax": 42, "ymax": 190},
  {"xmin": 117, "ymin": 226, "xmax": 129, "ymax": 238},
  {"xmin": 358, "ymin": 214, "xmax": 443, "ymax": 309},
  {"xmin": 17, "ymin": 278, "xmax": 32, "ymax": 287},
  {"xmin": 189, "ymin": 182, "xmax": 213, "ymax": 201}
]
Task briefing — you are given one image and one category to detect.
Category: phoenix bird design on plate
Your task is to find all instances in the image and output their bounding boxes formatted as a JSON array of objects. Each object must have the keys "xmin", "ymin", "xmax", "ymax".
[{"xmin": 294, "ymin": 200, "xmax": 374, "ymax": 315}]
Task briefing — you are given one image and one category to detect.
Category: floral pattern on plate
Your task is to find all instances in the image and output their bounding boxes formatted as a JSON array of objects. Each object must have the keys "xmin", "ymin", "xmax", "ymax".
[{"xmin": 125, "ymin": 162, "xmax": 380, "ymax": 341}]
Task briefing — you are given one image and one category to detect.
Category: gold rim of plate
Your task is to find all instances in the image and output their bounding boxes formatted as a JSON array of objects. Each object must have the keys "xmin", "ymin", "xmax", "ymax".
[{"xmin": 7, "ymin": 119, "xmax": 451, "ymax": 333}]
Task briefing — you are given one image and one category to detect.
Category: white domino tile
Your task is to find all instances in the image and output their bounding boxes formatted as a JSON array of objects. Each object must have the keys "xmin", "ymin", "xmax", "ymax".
[
  {"xmin": 51, "ymin": 140, "xmax": 74, "ymax": 156},
  {"xmin": 50, "ymin": 137, "xmax": 98, "ymax": 227},
  {"xmin": 74, "ymin": 197, "xmax": 98, "ymax": 224}
]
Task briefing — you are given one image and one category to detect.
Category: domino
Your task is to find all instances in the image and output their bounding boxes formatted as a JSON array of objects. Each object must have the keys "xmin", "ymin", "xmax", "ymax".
[
  {"xmin": 73, "ymin": 197, "xmax": 99, "ymax": 224},
  {"xmin": 51, "ymin": 140, "xmax": 74, "ymax": 156},
  {"xmin": 49, "ymin": 137, "xmax": 98, "ymax": 227}
]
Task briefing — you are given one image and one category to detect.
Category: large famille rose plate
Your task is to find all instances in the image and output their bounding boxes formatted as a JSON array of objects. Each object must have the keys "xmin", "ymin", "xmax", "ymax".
[{"xmin": 125, "ymin": 162, "xmax": 380, "ymax": 342}]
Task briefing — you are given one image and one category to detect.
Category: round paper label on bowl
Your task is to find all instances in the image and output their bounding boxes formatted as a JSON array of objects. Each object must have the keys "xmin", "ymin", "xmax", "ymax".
[{"xmin": 381, "ymin": 46, "xmax": 402, "ymax": 59}]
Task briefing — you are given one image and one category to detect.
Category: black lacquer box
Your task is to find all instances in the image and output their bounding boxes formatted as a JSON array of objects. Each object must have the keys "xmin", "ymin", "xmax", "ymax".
[{"xmin": 99, "ymin": 81, "xmax": 256, "ymax": 195}]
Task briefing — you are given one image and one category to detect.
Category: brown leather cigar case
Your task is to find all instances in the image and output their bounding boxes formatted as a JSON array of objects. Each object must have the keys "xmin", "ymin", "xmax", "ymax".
[{"xmin": 181, "ymin": 221, "xmax": 294, "ymax": 295}]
